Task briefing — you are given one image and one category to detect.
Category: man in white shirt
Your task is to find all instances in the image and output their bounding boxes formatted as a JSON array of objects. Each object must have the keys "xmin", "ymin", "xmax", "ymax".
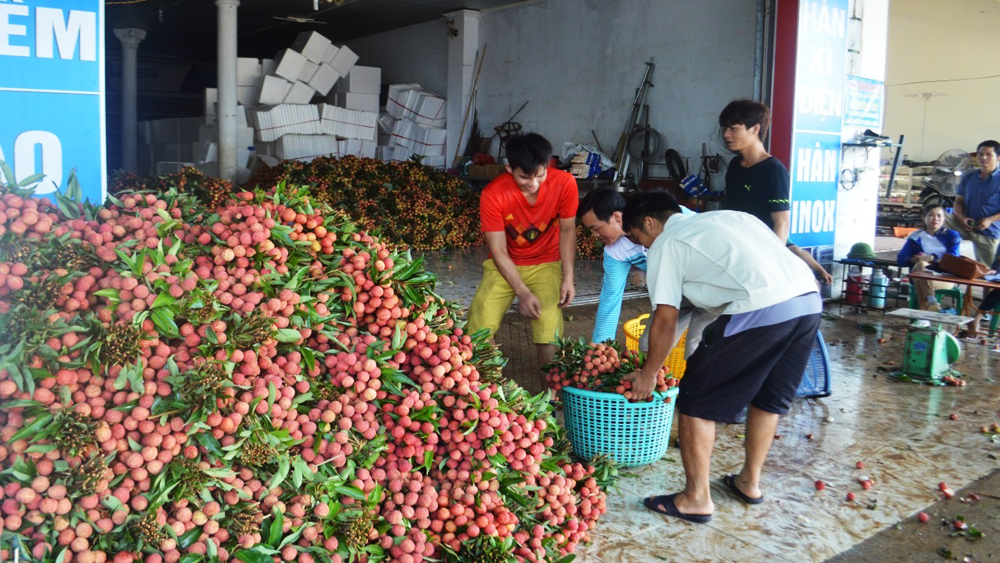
[{"xmin": 622, "ymin": 191, "xmax": 821, "ymax": 524}]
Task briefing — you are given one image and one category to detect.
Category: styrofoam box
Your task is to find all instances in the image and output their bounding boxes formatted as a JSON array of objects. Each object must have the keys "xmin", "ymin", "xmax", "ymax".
[
  {"xmin": 261, "ymin": 58, "xmax": 276, "ymax": 76},
  {"xmin": 308, "ymin": 63, "xmax": 340, "ymax": 96},
  {"xmin": 298, "ymin": 60, "xmax": 319, "ymax": 83},
  {"xmin": 273, "ymin": 49, "xmax": 308, "ymax": 82},
  {"xmin": 341, "ymin": 93, "xmax": 379, "ymax": 113},
  {"xmin": 291, "ymin": 31, "xmax": 332, "ymax": 64},
  {"xmin": 151, "ymin": 119, "xmax": 179, "ymax": 144},
  {"xmin": 156, "ymin": 143, "xmax": 181, "ymax": 162},
  {"xmin": 336, "ymin": 65, "xmax": 380, "ymax": 94},
  {"xmin": 284, "ymin": 81, "xmax": 316, "ymax": 105},
  {"xmin": 195, "ymin": 141, "xmax": 217, "ymax": 163},
  {"xmin": 329, "ymin": 45, "xmax": 358, "ymax": 77},
  {"xmin": 257, "ymin": 75, "xmax": 292, "ymax": 105},
  {"xmin": 139, "ymin": 121, "xmax": 152, "ymax": 144},
  {"xmin": 238, "ymin": 127, "xmax": 253, "ymax": 149},
  {"xmin": 323, "ymin": 45, "xmax": 340, "ymax": 66},
  {"xmin": 237, "ymin": 58, "xmax": 261, "ymax": 86},
  {"xmin": 205, "ymin": 88, "xmax": 218, "ymax": 116},
  {"xmin": 237, "ymin": 85, "xmax": 256, "ymax": 106},
  {"xmin": 178, "ymin": 118, "xmax": 201, "ymax": 143}
]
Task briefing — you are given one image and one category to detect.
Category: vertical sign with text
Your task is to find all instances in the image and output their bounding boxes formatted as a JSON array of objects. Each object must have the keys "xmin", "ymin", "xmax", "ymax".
[
  {"xmin": 0, "ymin": 0, "xmax": 106, "ymax": 203},
  {"xmin": 789, "ymin": 0, "xmax": 847, "ymax": 248}
]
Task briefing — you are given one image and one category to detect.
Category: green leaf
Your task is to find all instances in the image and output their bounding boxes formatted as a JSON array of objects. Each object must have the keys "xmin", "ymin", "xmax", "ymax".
[
  {"xmin": 268, "ymin": 505, "xmax": 284, "ymax": 547},
  {"xmin": 233, "ymin": 547, "xmax": 277, "ymax": 563},
  {"xmin": 11, "ymin": 413, "xmax": 54, "ymax": 442},
  {"xmin": 206, "ymin": 327, "xmax": 218, "ymax": 344},
  {"xmin": 151, "ymin": 307, "xmax": 180, "ymax": 338},
  {"xmin": 151, "ymin": 292, "xmax": 176, "ymax": 309},
  {"xmin": 268, "ymin": 455, "xmax": 290, "ymax": 490},
  {"xmin": 177, "ymin": 525, "xmax": 202, "ymax": 549},
  {"xmin": 274, "ymin": 328, "xmax": 301, "ymax": 343},
  {"xmin": 102, "ymin": 495, "xmax": 127, "ymax": 513},
  {"xmin": 194, "ymin": 432, "xmax": 224, "ymax": 458}
]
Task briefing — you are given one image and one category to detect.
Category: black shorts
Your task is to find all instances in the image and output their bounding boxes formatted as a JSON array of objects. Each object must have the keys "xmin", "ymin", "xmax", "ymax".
[{"xmin": 676, "ymin": 312, "xmax": 822, "ymax": 423}]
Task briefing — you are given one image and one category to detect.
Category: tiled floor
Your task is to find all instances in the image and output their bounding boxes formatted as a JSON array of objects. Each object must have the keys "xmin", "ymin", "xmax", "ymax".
[
  {"xmin": 425, "ymin": 235, "xmax": 1000, "ymax": 561},
  {"xmin": 568, "ymin": 313, "xmax": 1000, "ymax": 563}
]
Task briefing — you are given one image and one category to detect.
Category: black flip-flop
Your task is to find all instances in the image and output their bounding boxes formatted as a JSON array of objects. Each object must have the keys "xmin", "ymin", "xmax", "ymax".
[
  {"xmin": 643, "ymin": 493, "xmax": 712, "ymax": 524},
  {"xmin": 723, "ymin": 474, "xmax": 763, "ymax": 505}
]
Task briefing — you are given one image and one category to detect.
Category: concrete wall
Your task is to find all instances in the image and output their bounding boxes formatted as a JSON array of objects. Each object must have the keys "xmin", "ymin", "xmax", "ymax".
[
  {"xmin": 345, "ymin": 19, "xmax": 449, "ymax": 96},
  {"xmin": 477, "ymin": 0, "xmax": 758, "ymax": 168},
  {"xmin": 884, "ymin": 0, "xmax": 1000, "ymax": 161},
  {"xmin": 347, "ymin": 0, "xmax": 758, "ymax": 169}
]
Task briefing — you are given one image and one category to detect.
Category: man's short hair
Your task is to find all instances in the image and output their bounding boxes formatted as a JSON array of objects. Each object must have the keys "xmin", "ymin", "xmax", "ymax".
[
  {"xmin": 505, "ymin": 133, "xmax": 553, "ymax": 175},
  {"xmin": 578, "ymin": 188, "xmax": 626, "ymax": 221},
  {"xmin": 719, "ymin": 99, "xmax": 771, "ymax": 140},
  {"xmin": 622, "ymin": 190, "xmax": 682, "ymax": 232},
  {"xmin": 977, "ymin": 140, "xmax": 1000, "ymax": 154}
]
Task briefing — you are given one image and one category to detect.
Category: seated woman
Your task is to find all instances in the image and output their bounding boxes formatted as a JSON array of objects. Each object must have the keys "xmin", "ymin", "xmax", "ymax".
[{"xmin": 897, "ymin": 202, "xmax": 962, "ymax": 311}]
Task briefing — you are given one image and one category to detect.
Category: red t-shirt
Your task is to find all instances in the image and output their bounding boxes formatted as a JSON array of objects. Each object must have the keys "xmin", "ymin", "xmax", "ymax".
[{"xmin": 480, "ymin": 168, "xmax": 579, "ymax": 266}]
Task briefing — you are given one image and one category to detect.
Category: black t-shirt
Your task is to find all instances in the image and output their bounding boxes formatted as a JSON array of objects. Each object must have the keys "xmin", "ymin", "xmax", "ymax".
[{"xmin": 722, "ymin": 156, "xmax": 791, "ymax": 230}]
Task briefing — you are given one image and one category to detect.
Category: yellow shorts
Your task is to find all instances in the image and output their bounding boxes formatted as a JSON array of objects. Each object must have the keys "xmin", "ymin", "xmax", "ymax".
[{"xmin": 466, "ymin": 259, "xmax": 564, "ymax": 344}]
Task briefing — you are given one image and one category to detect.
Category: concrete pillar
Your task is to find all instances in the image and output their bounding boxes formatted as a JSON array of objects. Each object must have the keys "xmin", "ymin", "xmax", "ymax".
[
  {"xmin": 114, "ymin": 28, "xmax": 146, "ymax": 174},
  {"xmin": 216, "ymin": 0, "xmax": 240, "ymax": 184},
  {"xmin": 444, "ymin": 9, "xmax": 481, "ymax": 166}
]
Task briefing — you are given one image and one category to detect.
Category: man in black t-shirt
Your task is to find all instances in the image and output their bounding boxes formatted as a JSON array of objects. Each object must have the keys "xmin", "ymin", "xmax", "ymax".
[{"xmin": 719, "ymin": 100, "xmax": 791, "ymax": 243}]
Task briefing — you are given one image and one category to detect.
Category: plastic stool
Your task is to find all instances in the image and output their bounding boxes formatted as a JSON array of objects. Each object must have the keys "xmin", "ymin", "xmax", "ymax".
[
  {"xmin": 934, "ymin": 288, "xmax": 963, "ymax": 312},
  {"xmin": 988, "ymin": 304, "xmax": 1000, "ymax": 335},
  {"xmin": 907, "ymin": 284, "xmax": 963, "ymax": 311}
]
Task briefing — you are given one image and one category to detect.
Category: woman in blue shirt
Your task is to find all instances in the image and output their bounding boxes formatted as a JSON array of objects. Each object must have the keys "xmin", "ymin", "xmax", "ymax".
[{"xmin": 897, "ymin": 202, "xmax": 962, "ymax": 310}]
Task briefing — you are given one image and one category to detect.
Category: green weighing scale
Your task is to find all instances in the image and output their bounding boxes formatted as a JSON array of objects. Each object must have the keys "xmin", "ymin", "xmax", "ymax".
[{"xmin": 886, "ymin": 309, "xmax": 971, "ymax": 382}]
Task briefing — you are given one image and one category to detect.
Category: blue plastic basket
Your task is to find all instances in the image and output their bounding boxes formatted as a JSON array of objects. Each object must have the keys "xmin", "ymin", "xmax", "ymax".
[
  {"xmin": 561, "ymin": 386, "xmax": 679, "ymax": 467},
  {"xmin": 796, "ymin": 330, "xmax": 831, "ymax": 398}
]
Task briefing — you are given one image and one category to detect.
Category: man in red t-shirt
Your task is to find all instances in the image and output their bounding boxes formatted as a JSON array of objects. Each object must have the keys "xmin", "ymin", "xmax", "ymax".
[{"xmin": 467, "ymin": 133, "xmax": 578, "ymax": 365}]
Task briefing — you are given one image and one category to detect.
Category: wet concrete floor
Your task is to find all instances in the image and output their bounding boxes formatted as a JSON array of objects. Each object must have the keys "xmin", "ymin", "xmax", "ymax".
[{"xmin": 425, "ymin": 235, "xmax": 1000, "ymax": 561}]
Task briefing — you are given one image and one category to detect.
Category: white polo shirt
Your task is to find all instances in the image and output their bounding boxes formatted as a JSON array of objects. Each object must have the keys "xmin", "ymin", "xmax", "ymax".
[{"xmin": 647, "ymin": 211, "xmax": 818, "ymax": 315}]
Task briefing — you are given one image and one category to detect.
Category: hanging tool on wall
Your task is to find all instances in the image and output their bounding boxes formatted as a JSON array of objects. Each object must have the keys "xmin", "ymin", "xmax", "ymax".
[
  {"xmin": 611, "ymin": 58, "xmax": 655, "ymax": 191},
  {"xmin": 452, "ymin": 44, "xmax": 487, "ymax": 168},
  {"xmin": 491, "ymin": 100, "xmax": 529, "ymax": 161}
]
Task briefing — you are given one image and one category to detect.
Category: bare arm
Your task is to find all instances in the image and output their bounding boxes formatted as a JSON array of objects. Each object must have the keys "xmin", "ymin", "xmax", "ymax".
[
  {"xmin": 558, "ymin": 217, "xmax": 576, "ymax": 308},
  {"xmin": 484, "ymin": 231, "xmax": 539, "ymax": 318},
  {"xmin": 625, "ymin": 304, "xmax": 679, "ymax": 400},
  {"xmin": 789, "ymin": 244, "xmax": 832, "ymax": 285},
  {"xmin": 771, "ymin": 210, "xmax": 791, "ymax": 244}
]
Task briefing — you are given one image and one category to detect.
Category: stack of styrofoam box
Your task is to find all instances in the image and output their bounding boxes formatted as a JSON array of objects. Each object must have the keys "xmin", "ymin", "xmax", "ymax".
[
  {"xmin": 318, "ymin": 104, "xmax": 377, "ymax": 141},
  {"xmin": 255, "ymin": 31, "xmax": 345, "ymax": 107},
  {"xmin": 378, "ymin": 84, "xmax": 447, "ymax": 167},
  {"xmin": 328, "ymin": 65, "xmax": 380, "ymax": 115},
  {"xmin": 247, "ymin": 105, "xmax": 322, "ymax": 143},
  {"xmin": 138, "ymin": 108, "xmax": 253, "ymax": 180}
]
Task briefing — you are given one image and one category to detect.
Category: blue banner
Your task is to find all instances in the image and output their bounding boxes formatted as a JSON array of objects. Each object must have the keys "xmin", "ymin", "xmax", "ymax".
[
  {"xmin": 844, "ymin": 75, "xmax": 884, "ymax": 129},
  {"xmin": 789, "ymin": 0, "xmax": 848, "ymax": 247},
  {"xmin": 0, "ymin": 0, "xmax": 105, "ymax": 203}
]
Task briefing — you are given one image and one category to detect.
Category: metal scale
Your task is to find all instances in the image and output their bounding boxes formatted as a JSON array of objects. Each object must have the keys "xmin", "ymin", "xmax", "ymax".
[{"xmin": 886, "ymin": 309, "xmax": 969, "ymax": 381}]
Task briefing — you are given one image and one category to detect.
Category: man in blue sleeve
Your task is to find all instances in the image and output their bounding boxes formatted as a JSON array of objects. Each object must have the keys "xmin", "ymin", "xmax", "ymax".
[
  {"xmin": 948, "ymin": 140, "xmax": 1000, "ymax": 265},
  {"xmin": 578, "ymin": 188, "xmax": 706, "ymax": 354}
]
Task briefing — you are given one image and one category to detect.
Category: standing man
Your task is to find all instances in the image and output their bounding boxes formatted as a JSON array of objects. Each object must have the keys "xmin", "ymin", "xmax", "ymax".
[
  {"xmin": 622, "ymin": 191, "xmax": 821, "ymax": 524},
  {"xmin": 948, "ymin": 140, "xmax": 1000, "ymax": 265},
  {"xmin": 466, "ymin": 133, "xmax": 577, "ymax": 366},
  {"xmin": 720, "ymin": 99, "xmax": 791, "ymax": 244},
  {"xmin": 578, "ymin": 188, "xmax": 705, "ymax": 353}
]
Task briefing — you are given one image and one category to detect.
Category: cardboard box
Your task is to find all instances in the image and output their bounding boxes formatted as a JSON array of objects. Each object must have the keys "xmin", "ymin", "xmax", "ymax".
[
  {"xmin": 291, "ymin": 31, "xmax": 332, "ymax": 64},
  {"xmin": 273, "ymin": 48, "xmax": 308, "ymax": 82},
  {"xmin": 468, "ymin": 164, "xmax": 504, "ymax": 178}
]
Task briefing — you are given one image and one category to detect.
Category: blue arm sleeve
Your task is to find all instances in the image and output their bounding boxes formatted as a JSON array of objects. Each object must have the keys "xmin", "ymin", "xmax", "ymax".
[
  {"xmin": 943, "ymin": 230, "xmax": 962, "ymax": 258},
  {"xmin": 897, "ymin": 237, "xmax": 922, "ymax": 267},
  {"xmin": 592, "ymin": 254, "xmax": 632, "ymax": 343}
]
